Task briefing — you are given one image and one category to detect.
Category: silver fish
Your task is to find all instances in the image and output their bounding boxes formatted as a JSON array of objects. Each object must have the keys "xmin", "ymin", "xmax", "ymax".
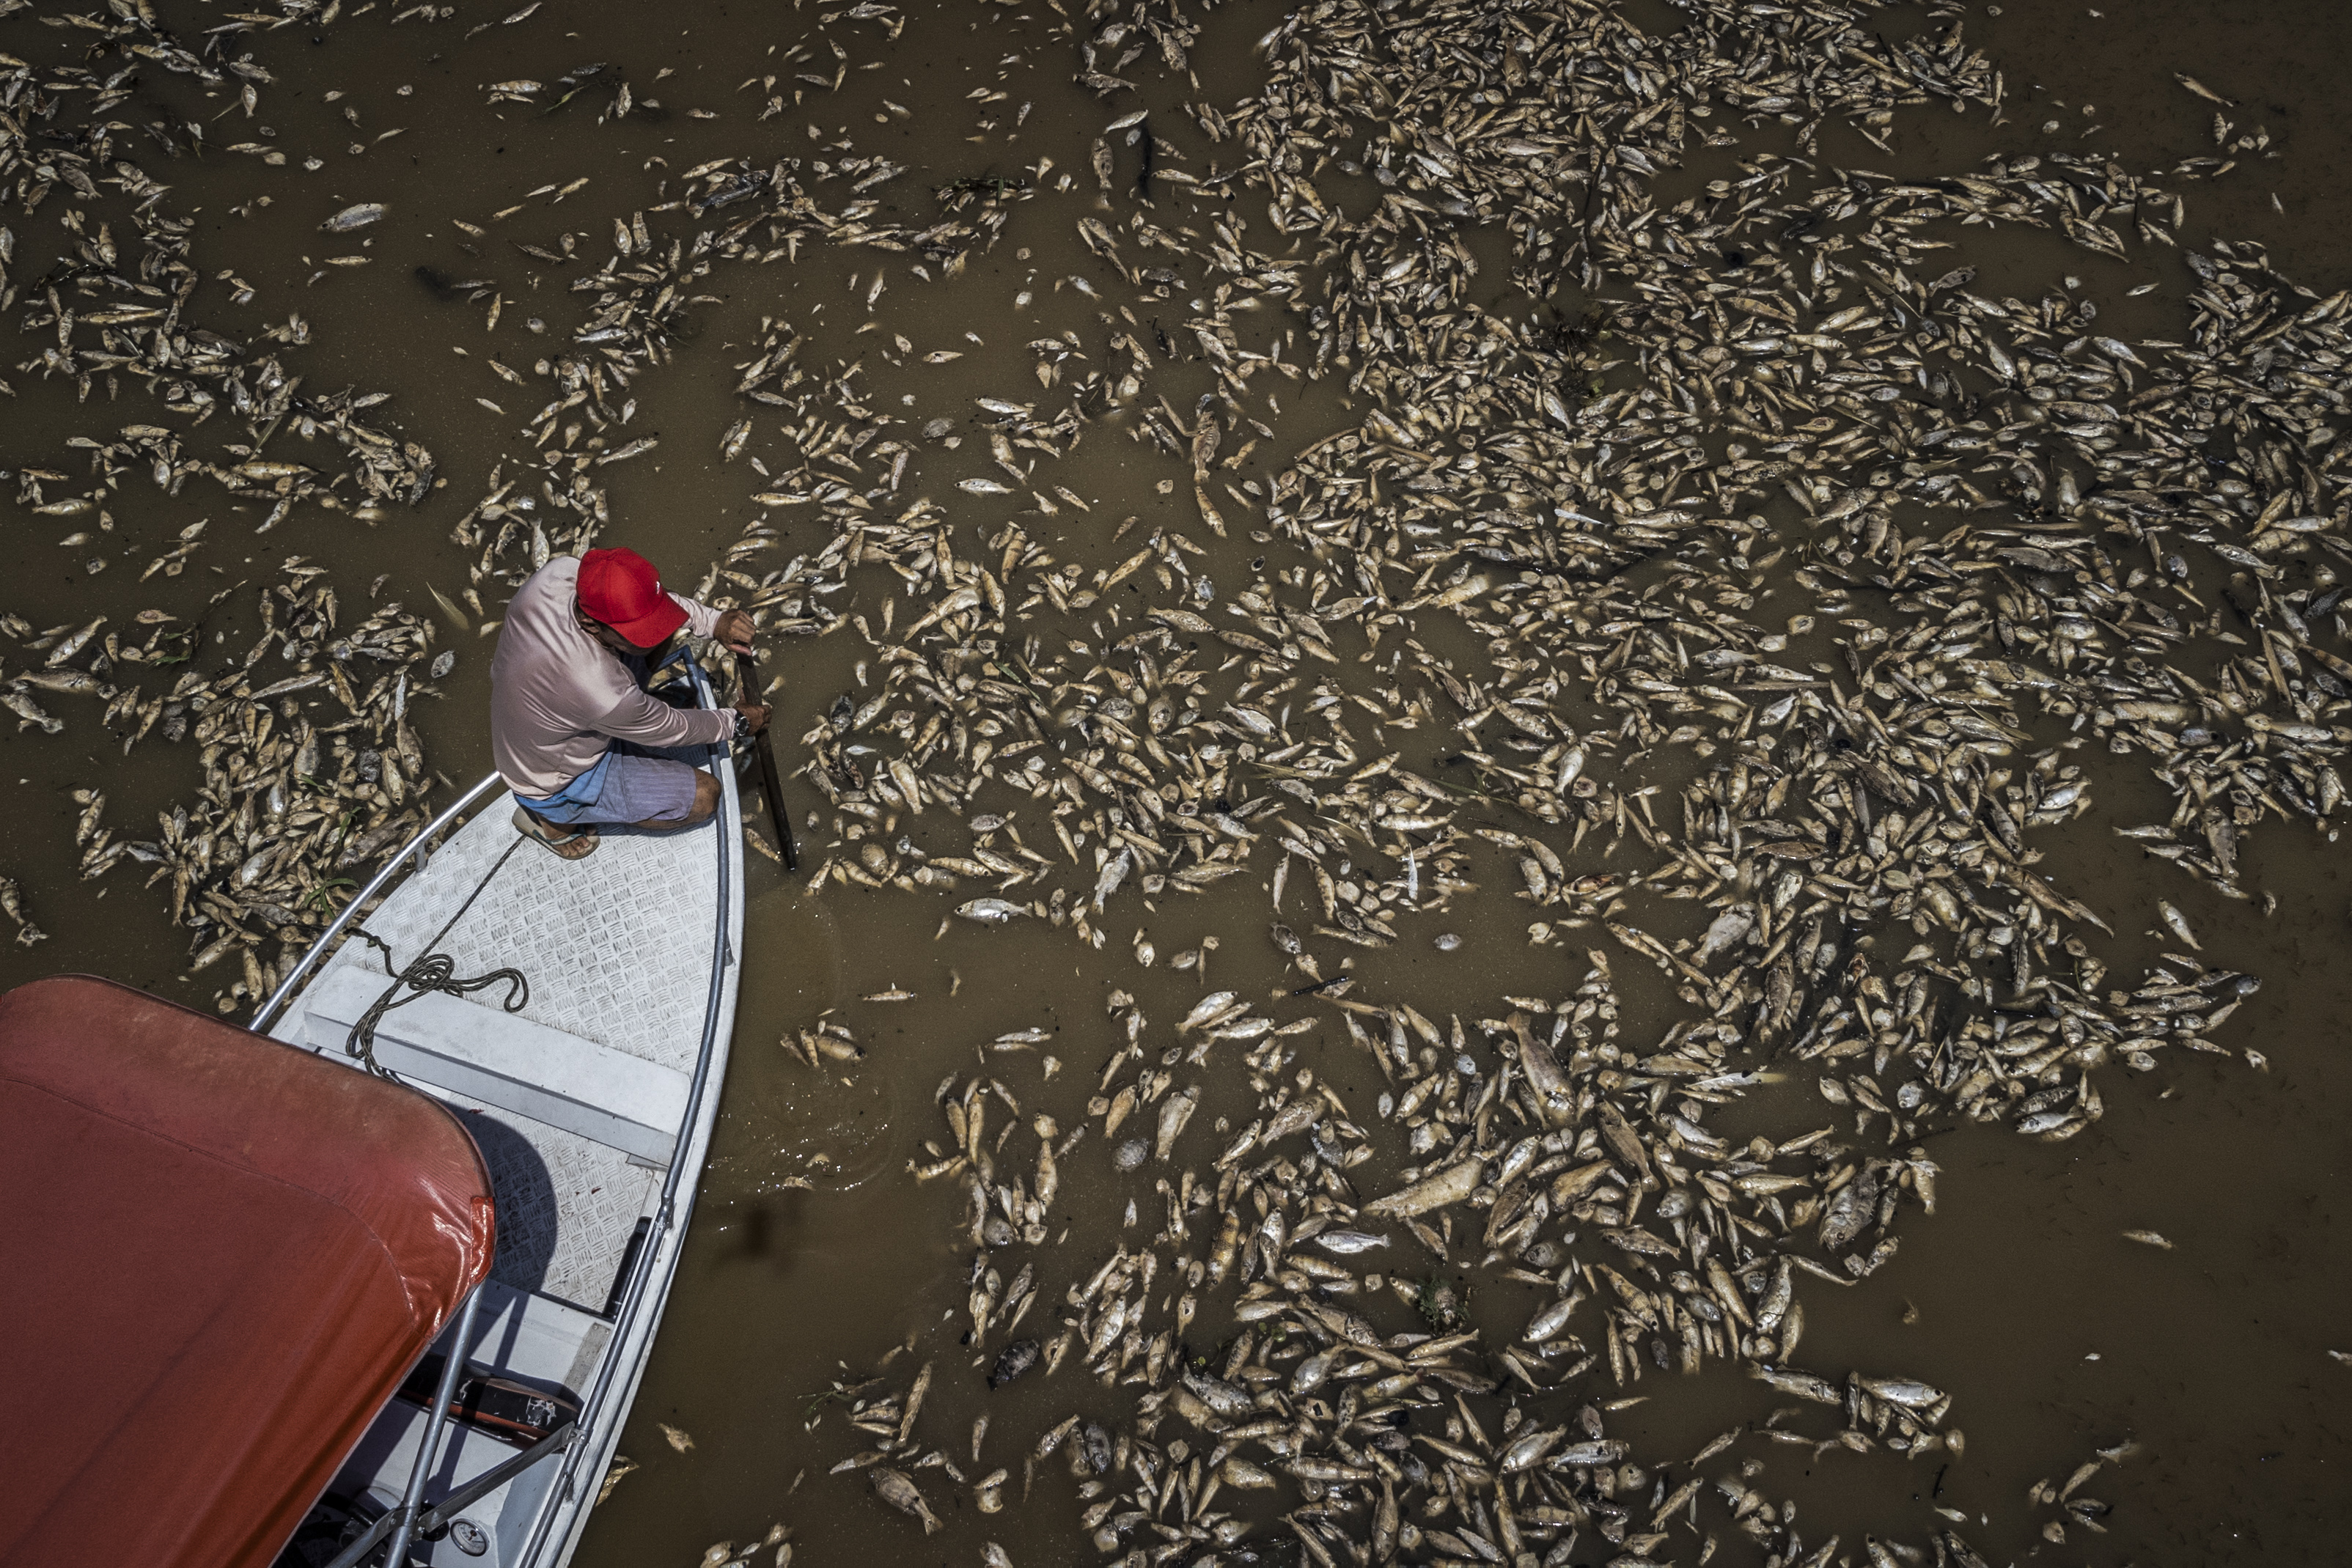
[
  {"xmin": 1311, "ymin": 1229, "xmax": 1390, "ymax": 1255},
  {"xmin": 323, "ymin": 202, "xmax": 388, "ymax": 232}
]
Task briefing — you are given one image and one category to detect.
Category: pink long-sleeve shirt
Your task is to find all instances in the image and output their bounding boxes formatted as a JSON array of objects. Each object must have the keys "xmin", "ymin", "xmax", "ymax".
[{"xmin": 489, "ymin": 556, "xmax": 732, "ymax": 796}]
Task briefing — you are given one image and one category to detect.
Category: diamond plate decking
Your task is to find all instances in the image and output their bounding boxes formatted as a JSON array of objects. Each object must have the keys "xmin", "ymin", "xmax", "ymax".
[
  {"xmin": 293, "ymin": 776, "xmax": 724, "ymax": 1313},
  {"xmin": 440, "ymin": 1092, "xmax": 659, "ymax": 1312},
  {"xmin": 320, "ymin": 797, "xmax": 719, "ymax": 1076}
]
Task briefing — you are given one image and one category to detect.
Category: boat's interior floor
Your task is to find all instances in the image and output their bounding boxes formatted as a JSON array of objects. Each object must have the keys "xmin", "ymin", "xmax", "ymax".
[
  {"xmin": 440, "ymin": 1092, "xmax": 658, "ymax": 1315},
  {"xmin": 275, "ymin": 785, "xmax": 726, "ymax": 1317},
  {"xmin": 335, "ymin": 806, "xmax": 719, "ymax": 1077}
]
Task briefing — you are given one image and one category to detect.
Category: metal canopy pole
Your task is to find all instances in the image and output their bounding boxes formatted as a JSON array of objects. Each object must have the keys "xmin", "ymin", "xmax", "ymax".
[
  {"xmin": 321, "ymin": 1512, "xmax": 395, "ymax": 1568},
  {"xmin": 381, "ymin": 1284, "xmax": 486, "ymax": 1567},
  {"xmin": 414, "ymin": 1421, "xmax": 576, "ymax": 1537}
]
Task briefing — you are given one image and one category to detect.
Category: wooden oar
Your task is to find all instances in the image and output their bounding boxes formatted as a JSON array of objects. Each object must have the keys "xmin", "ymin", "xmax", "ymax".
[{"xmin": 736, "ymin": 647, "xmax": 798, "ymax": 871}]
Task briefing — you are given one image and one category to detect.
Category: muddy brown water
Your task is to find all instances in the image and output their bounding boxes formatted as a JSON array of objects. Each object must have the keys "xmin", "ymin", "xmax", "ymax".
[{"xmin": 3, "ymin": 0, "xmax": 2349, "ymax": 1563}]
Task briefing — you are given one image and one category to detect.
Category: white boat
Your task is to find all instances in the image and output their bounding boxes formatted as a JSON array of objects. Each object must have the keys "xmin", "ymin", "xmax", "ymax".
[
  {"xmin": 0, "ymin": 651, "xmax": 746, "ymax": 1568},
  {"xmin": 254, "ymin": 652, "xmax": 746, "ymax": 1567},
  {"xmin": 0, "ymin": 658, "xmax": 738, "ymax": 1568}
]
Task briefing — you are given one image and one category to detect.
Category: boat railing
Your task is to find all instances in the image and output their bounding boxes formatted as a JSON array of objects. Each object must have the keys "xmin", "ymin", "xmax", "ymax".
[{"xmin": 251, "ymin": 770, "xmax": 510, "ymax": 1035}]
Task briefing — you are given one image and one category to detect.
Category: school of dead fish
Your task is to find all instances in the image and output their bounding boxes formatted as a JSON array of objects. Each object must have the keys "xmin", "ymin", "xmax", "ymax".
[
  {"xmin": 0, "ymin": 0, "xmax": 455, "ymax": 991},
  {"xmin": 3, "ymin": 0, "xmax": 2346, "ymax": 1561},
  {"xmin": 749, "ymin": 4, "xmax": 2331, "ymax": 1559}
]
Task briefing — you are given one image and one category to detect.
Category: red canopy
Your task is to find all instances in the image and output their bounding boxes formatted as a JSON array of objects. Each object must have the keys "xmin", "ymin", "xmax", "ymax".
[{"xmin": 0, "ymin": 975, "xmax": 495, "ymax": 1568}]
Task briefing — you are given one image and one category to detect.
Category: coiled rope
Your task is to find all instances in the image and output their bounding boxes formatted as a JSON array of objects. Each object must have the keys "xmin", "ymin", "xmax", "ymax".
[{"xmin": 346, "ymin": 835, "xmax": 531, "ymax": 1079}]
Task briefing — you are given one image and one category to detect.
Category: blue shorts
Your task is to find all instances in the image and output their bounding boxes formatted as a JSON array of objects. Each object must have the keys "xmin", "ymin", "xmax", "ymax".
[{"xmin": 517, "ymin": 741, "xmax": 705, "ymax": 827}]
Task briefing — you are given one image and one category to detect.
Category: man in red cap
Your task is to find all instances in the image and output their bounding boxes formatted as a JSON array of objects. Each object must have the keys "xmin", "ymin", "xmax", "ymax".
[{"xmin": 490, "ymin": 548, "xmax": 769, "ymax": 859}]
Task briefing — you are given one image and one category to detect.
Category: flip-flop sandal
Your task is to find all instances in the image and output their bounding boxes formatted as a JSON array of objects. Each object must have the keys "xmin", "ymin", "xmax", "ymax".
[{"xmin": 513, "ymin": 806, "xmax": 599, "ymax": 860}]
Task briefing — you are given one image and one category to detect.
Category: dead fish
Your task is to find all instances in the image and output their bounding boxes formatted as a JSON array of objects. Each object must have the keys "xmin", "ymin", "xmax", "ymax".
[
  {"xmin": 870, "ymin": 1468, "xmax": 942, "ymax": 1534},
  {"xmin": 1289, "ymin": 1344, "xmax": 1342, "ymax": 1396},
  {"xmin": 45, "ymin": 616, "xmax": 106, "ymax": 668},
  {"xmin": 1695, "ymin": 903, "xmax": 1754, "ymax": 965},
  {"xmin": 1092, "ymin": 847, "xmax": 1131, "ymax": 910},
  {"xmin": 957, "ymin": 898, "xmax": 1030, "ymax": 924},
  {"xmin": 1597, "ymin": 1101, "xmax": 1655, "ymax": 1186},
  {"xmin": 1153, "ymin": 1086, "xmax": 1197, "ymax": 1159},
  {"xmin": 2122, "ymin": 1229, "xmax": 2174, "ymax": 1249},
  {"xmin": 1511, "ymin": 1015, "xmax": 1574, "ymax": 1130},
  {"xmin": 658, "ymin": 1422, "xmax": 694, "ymax": 1453},
  {"xmin": 1363, "ymin": 1156, "xmax": 1485, "ymax": 1220},
  {"xmin": 596, "ymin": 1455, "xmax": 638, "ymax": 1505},
  {"xmin": 1523, "ymin": 1293, "xmax": 1579, "ymax": 1344},
  {"xmin": 1311, "ymin": 1229, "xmax": 1390, "ymax": 1255},
  {"xmin": 1502, "ymin": 1427, "xmax": 1564, "ymax": 1473},
  {"xmin": 3, "ymin": 691, "xmax": 62, "ymax": 734},
  {"xmin": 988, "ymin": 1339, "xmax": 1039, "ymax": 1387},
  {"xmin": 429, "ymin": 584, "xmax": 471, "ymax": 630},
  {"xmin": 1557, "ymin": 1440, "xmax": 1631, "ymax": 1467},
  {"xmin": 1220, "ymin": 1457, "xmax": 1276, "ymax": 1488},
  {"xmin": 1857, "ymin": 1376, "xmax": 1945, "ymax": 1409},
  {"xmin": 2176, "ymin": 73, "xmax": 2235, "ymax": 106},
  {"xmin": 1177, "ymin": 990, "xmax": 1242, "ymax": 1032},
  {"xmin": 16, "ymin": 671, "xmax": 109, "ymax": 698},
  {"xmin": 323, "ymin": 202, "xmax": 388, "ymax": 232}
]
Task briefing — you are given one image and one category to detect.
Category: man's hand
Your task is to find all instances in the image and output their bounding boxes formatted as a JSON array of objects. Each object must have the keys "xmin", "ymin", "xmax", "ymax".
[
  {"xmin": 735, "ymin": 702, "xmax": 771, "ymax": 736},
  {"xmin": 714, "ymin": 608, "xmax": 757, "ymax": 653}
]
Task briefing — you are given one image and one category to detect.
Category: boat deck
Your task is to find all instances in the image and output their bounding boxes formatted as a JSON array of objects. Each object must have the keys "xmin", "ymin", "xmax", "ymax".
[
  {"xmin": 277, "ymin": 801, "xmax": 724, "ymax": 1318},
  {"xmin": 303, "ymin": 795, "xmax": 721, "ymax": 1077},
  {"xmin": 444, "ymin": 1095, "xmax": 655, "ymax": 1314}
]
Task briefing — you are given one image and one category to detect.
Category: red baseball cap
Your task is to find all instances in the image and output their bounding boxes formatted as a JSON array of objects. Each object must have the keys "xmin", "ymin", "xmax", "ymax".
[{"xmin": 576, "ymin": 548, "xmax": 688, "ymax": 647}]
